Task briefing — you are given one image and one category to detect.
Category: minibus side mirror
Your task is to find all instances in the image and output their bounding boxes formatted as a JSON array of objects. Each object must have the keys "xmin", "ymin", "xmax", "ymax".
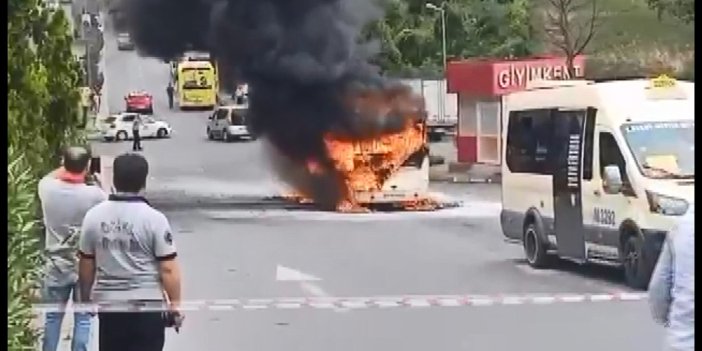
[{"xmin": 603, "ymin": 165, "xmax": 623, "ymax": 194}]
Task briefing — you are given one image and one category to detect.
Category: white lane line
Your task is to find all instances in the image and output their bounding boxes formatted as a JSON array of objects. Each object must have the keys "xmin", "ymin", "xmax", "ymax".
[
  {"xmin": 559, "ymin": 295, "xmax": 587, "ymax": 303},
  {"xmin": 276, "ymin": 303, "xmax": 303, "ymax": 309},
  {"xmin": 277, "ymin": 265, "xmax": 351, "ymax": 313},
  {"xmin": 374, "ymin": 300, "xmax": 402, "ymax": 308},
  {"xmin": 307, "ymin": 301, "xmax": 337, "ymax": 309},
  {"xmin": 405, "ymin": 299, "xmax": 432, "ymax": 308},
  {"xmin": 436, "ymin": 298, "xmax": 463, "ymax": 307},
  {"xmin": 590, "ymin": 294, "xmax": 616, "ymax": 302},
  {"xmin": 32, "ymin": 292, "xmax": 647, "ymax": 313},
  {"xmin": 531, "ymin": 296, "xmax": 557, "ymax": 304}
]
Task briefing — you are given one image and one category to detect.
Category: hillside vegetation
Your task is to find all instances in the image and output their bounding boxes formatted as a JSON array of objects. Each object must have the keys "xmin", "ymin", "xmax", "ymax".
[
  {"xmin": 583, "ymin": 0, "xmax": 694, "ymax": 79},
  {"xmin": 371, "ymin": 0, "xmax": 694, "ymax": 80}
]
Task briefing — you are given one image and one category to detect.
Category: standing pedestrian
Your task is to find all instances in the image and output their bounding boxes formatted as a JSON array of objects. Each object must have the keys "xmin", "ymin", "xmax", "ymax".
[
  {"xmin": 234, "ymin": 84, "xmax": 245, "ymax": 105},
  {"xmin": 39, "ymin": 146, "xmax": 108, "ymax": 351},
  {"xmin": 80, "ymin": 87, "xmax": 91, "ymax": 124},
  {"xmin": 166, "ymin": 83, "xmax": 174, "ymax": 109},
  {"xmin": 91, "ymin": 88, "xmax": 101, "ymax": 114},
  {"xmin": 95, "ymin": 90, "xmax": 102, "ymax": 114},
  {"xmin": 89, "ymin": 90, "xmax": 96, "ymax": 113},
  {"xmin": 78, "ymin": 153, "xmax": 184, "ymax": 351},
  {"xmin": 132, "ymin": 114, "xmax": 143, "ymax": 151},
  {"xmin": 649, "ymin": 204, "xmax": 695, "ymax": 351}
]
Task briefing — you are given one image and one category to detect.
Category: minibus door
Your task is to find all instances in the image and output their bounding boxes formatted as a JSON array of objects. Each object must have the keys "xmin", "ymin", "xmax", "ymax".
[{"xmin": 551, "ymin": 109, "xmax": 587, "ymax": 262}]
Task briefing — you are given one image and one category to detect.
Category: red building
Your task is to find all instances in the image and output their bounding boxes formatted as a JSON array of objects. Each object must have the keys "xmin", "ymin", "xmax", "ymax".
[{"xmin": 446, "ymin": 55, "xmax": 586, "ymax": 166}]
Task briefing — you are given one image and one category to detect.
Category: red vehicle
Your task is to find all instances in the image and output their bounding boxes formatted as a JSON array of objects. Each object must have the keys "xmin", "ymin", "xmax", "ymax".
[{"xmin": 125, "ymin": 91, "xmax": 154, "ymax": 114}]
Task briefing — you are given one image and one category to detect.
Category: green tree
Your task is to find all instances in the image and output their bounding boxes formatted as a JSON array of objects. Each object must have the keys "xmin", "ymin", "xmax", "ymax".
[
  {"xmin": 33, "ymin": 7, "xmax": 85, "ymax": 161},
  {"xmin": 8, "ymin": 0, "xmax": 85, "ymax": 349},
  {"xmin": 368, "ymin": 0, "xmax": 538, "ymax": 76},
  {"xmin": 540, "ymin": 0, "xmax": 601, "ymax": 77}
]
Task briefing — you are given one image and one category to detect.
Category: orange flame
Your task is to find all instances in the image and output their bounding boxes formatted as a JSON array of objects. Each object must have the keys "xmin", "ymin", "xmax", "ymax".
[{"xmin": 283, "ymin": 86, "xmax": 428, "ymax": 211}]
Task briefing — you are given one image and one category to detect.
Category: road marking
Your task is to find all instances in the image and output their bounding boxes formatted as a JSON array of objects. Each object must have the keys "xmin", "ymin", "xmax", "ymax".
[
  {"xmin": 276, "ymin": 265, "xmax": 350, "ymax": 312},
  {"xmin": 32, "ymin": 291, "xmax": 647, "ymax": 313},
  {"xmin": 275, "ymin": 265, "xmax": 321, "ymax": 282}
]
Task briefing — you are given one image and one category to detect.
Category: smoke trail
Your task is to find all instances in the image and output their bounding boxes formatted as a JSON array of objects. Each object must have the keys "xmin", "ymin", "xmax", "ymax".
[{"xmin": 120, "ymin": 0, "xmax": 413, "ymax": 207}]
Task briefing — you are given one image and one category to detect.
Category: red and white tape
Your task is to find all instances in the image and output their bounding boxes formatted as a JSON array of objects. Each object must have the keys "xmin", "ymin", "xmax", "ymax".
[{"xmin": 33, "ymin": 291, "xmax": 647, "ymax": 313}]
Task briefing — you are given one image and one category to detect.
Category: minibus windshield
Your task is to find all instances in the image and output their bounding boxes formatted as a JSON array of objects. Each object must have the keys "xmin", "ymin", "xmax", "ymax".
[
  {"xmin": 181, "ymin": 68, "xmax": 213, "ymax": 89},
  {"xmin": 621, "ymin": 121, "xmax": 694, "ymax": 179}
]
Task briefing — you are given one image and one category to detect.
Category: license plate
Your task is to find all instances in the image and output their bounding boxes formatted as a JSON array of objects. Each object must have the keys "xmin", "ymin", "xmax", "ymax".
[{"xmin": 381, "ymin": 192, "xmax": 405, "ymax": 198}]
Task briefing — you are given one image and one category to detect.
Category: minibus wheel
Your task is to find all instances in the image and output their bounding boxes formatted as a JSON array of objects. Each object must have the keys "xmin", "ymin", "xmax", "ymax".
[
  {"xmin": 622, "ymin": 235, "xmax": 650, "ymax": 290},
  {"xmin": 523, "ymin": 223, "xmax": 550, "ymax": 268}
]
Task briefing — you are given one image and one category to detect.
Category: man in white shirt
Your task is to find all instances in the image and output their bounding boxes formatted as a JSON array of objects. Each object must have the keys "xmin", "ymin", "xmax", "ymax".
[
  {"xmin": 39, "ymin": 146, "xmax": 107, "ymax": 351},
  {"xmin": 78, "ymin": 153, "xmax": 183, "ymax": 351}
]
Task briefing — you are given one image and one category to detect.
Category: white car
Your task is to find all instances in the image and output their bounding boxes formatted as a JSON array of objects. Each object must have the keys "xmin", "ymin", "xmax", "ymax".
[
  {"xmin": 116, "ymin": 33, "xmax": 135, "ymax": 50},
  {"xmin": 101, "ymin": 112, "xmax": 173, "ymax": 142},
  {"xmin": 206, "ymin": 105, "xmax": 254, "ymax": 141}
]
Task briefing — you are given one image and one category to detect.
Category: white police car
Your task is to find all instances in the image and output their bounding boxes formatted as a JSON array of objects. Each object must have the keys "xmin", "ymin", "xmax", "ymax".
[{"xmin": 101, "ymin": 112, "xmax": 173, "ymax": 142}]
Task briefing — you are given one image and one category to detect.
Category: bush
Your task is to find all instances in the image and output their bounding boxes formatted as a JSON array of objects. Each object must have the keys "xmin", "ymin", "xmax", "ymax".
[
  {"xmin": 7, "ymin": 147, "xmax": 43, "ymax": 351},
  {"xmin": 8, "ymin": 2, "xmax": 87, "ymax": 349}
]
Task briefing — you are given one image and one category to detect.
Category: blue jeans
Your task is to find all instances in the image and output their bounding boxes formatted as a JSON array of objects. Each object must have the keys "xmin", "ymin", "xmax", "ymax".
[{"xmin": 42, "ymin": 283, "xmax": 92, "ymax": 351}]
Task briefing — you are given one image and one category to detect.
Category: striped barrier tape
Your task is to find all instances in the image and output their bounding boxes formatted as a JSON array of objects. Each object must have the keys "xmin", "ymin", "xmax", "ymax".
[{"xmin": 33, "ymin": 291, "xmax": 648, "ymax": 313}]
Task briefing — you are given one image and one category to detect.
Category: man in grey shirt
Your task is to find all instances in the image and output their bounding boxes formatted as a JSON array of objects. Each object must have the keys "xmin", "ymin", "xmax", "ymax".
[
  {"xmin": 649, "ymin": 203, "xmax": 695, "ymax": 351},
  {"xmin": 39, "ymin": 146, "xmax": 107, "ymax": 351},
  {"xmin": 78, "ymin": 152, "xmax": 183, "ymax": 351},
  {"xmin": 132, "ymin": 114, "xmax": 143, "ymax": 151}
]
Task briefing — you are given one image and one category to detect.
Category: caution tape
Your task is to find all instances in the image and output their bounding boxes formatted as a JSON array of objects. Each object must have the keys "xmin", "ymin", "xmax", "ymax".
[{"xmin": 33, "ymin": 292, "xmax": 647, "ymax": 313}]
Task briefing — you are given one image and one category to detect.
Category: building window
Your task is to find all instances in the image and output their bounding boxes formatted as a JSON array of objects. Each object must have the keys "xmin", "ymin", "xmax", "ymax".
[
  {"xmin": 505, "ymin": 109, "xmax": 554, "ymax": 174},
  {"xmin": 477, "ymin": 100, "xmax": 500, "ymax": 163},
  {"xmin": 458, "ymin": 96, "xmax": 477, "ymax": 136}
]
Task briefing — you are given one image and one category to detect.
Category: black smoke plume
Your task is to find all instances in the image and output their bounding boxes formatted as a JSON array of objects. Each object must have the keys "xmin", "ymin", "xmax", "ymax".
[{"xmin": 120, "ymin": 0, "xmax": 415, "ymax": 208}]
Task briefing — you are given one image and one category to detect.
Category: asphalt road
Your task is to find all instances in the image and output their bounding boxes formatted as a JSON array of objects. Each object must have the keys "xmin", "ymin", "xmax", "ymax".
[{"xmin": 81, "ymin": 25, "xmax": 666, "ymax": 351}]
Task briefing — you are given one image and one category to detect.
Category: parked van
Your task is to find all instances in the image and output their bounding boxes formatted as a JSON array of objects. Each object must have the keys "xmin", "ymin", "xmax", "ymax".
[
  {"xmin": 500, "ymin": 76, "xmax": 694, "ymax": 289},
  {"xmin": 206, "ymin": 105, "xmax": 253, "ymax": 141}
]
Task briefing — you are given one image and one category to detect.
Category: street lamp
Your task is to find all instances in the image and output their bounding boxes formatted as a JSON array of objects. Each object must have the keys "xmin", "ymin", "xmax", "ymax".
[
  {"xmin": 425, "ymin": 2, "xmax": 447, "ymax": 72},
  {"xmin": 426, "ymin": 2, "xmax": 448, "ymax": 127}
]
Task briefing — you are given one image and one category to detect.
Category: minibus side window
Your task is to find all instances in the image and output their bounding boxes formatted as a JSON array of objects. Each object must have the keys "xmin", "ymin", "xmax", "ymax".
[
  {"xmin": 505, "ymin": 109, "xmax": 553, "ymax": 174},
  {"xmin": 599, "ymin": 132, "xmax": 633, "ymax": 193}
]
